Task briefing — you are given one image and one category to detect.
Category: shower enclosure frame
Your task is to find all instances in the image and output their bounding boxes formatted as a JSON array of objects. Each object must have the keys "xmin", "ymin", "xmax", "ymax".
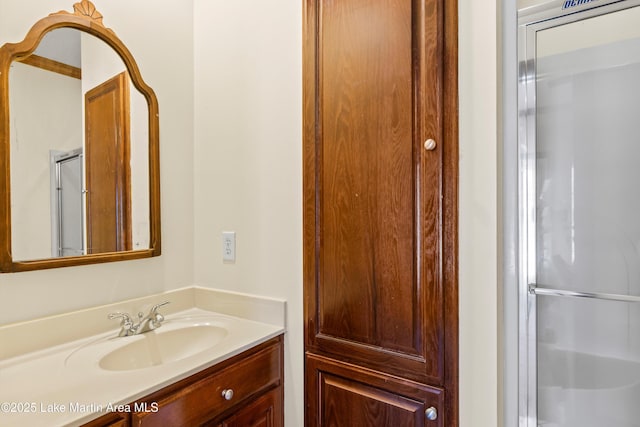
[
  {"xmin": 50, "ymin": 147, "xmax": 85, "ymax": 258},
  {"xmin": 516, "ymin": 0, "xmax": 640, "ymax": 425}
]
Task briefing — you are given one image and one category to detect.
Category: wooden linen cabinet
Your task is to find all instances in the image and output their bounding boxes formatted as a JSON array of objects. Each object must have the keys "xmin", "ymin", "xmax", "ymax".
[{"xmin": 303, "ymin": 0, "xmax": 458, "ymax": 426}]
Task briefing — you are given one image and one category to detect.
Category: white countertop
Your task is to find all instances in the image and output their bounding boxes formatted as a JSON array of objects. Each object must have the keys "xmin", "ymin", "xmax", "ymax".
[{"xmin": 0, "ymin": 287, "xmax": 286, "ymax": 426}]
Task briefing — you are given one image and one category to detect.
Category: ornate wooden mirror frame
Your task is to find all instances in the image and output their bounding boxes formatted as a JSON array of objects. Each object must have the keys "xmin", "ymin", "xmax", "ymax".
[{"xmin": 0, "ymin": 0, "xmax": 161, "ymax": 272}]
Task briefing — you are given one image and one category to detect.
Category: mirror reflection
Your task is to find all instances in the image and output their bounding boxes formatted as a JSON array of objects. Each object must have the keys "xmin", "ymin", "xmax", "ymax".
[{"xmin": 9, "ymin": 28, "xmax": 150, "ymax": 261}]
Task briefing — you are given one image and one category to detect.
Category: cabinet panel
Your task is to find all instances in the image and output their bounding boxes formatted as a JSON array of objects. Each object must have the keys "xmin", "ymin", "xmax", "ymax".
[
  {"xmin": 304, "ymin": 0, "xmax": 447, "ymax": 385},
  {"xmin": 304, "ymin": 0, "xmax": 458, "ymax": 423},
  {"xmin": 220, "ymin": 386, "xmax": 283, "ymax": 427},
  {"xmin": 306, "ymin": 354, "xmax": 444, "ymax": 427},
  {"xmin": 318, "ymin": 0, "xmax": 416, "ymax": 353}
]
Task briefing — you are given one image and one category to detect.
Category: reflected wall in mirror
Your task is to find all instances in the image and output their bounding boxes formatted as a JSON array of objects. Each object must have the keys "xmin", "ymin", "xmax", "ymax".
[{"xmin": 0, "ymin": 0, "xmax": 160, "ymax": 272}]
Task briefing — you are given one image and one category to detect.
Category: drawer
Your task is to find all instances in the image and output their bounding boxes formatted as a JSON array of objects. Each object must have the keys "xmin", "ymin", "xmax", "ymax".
[
  {"xmin": 83, "ymin": 411, "xmax": 129, "ymax": 427},
  {"xmin": 131, "ymin": 341, "xmax": 282, "ymax": 426}
]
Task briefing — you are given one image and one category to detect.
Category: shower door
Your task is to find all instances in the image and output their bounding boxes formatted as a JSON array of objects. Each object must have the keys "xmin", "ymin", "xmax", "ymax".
[
  {"xmin": 519, "ymin": 1, "xmax": 640, "ymax": 426},
  {"xmin": 52, "ymin": 149, "xmax": 84, "ymax": 257}
]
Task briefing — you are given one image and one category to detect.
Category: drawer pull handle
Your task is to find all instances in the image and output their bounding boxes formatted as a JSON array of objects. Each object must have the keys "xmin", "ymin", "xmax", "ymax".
[
  {"xmin": 222, "ymin": 389, "xmax": 234, "ymax": 401},
  {"xmin": 424, "ymin": 138, "xmax": 437, "ymax": 151},
  {"xmin": 425, "ymin": 406, "xmax": 438, "ymax": 421}
]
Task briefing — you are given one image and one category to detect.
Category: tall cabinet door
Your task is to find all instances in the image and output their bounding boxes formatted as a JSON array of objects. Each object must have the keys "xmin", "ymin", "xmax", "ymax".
[{"xmin": 303, "ymin": 0, "xmax": 458, "ymax": 425}]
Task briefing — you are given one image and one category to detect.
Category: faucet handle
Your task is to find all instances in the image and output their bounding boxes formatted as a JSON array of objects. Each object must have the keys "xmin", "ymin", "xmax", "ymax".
[
  {"xmin": 108, "ymin": 312, "xmax": 134, "ymax": 336},
  {"xmin": 148, "ymin": 301, "xmax": 170, "ymax": 326},
  {"xmin": 108, "ymin": 312, "xmax": 133, "ymax": 326},
  {"xmin": 149, "ymin": 301, "xmax": 170, "ymax": 320},
  {"xmin": 150, "ymin": 301, "xmax": 170, "ymax": 314}
]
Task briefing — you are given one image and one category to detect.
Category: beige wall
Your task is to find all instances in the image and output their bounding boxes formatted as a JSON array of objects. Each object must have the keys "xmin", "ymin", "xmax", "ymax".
[
  {"xmin": 0, "ymin": 0, "xmax": 501, "ymax": 426},
  {"xmin": 459, "ymin": 0, "xmax": 500, "ymax": 425},
  {"xmin": 192, "ymin": 1, "xmax": 303, "ymax": 425},
  {"xmin": 0, "ymin": 0, "xmax": 195, "ymax": 324}
]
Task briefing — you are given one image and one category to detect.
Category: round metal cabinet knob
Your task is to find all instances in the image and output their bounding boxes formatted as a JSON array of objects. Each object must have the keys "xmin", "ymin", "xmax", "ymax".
[
  {"xmin": 424, "ymin": 139, "xmax": 437, "ymax": 151},
  {"xmin": 222, "ymin": 389, "xmax": 234, "ymax": 401},
  {"xmin": 425, "ymin": 406, "xmax": 438, "ymax": 421}
]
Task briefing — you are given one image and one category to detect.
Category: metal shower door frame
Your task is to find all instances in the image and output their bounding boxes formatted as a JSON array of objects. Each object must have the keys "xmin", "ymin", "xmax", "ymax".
[
  {"xmin": 516, "ymin": 0, "xmax": 640, "ymax": 425},
  {"xmin": 51, "ymin": 147, "xmax": 85, "ymax": 258}
]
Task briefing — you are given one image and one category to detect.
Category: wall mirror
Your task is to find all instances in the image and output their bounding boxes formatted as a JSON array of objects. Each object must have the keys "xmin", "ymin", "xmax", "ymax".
[{"xmin": 0, "ymin": 0, "xmax": 160, "ymax": 272}]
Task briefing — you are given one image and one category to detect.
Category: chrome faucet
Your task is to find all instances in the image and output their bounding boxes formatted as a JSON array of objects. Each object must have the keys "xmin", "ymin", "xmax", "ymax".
[{"xmin": 108, "ymin": 301, "xmax": 170, "ymax": 337}]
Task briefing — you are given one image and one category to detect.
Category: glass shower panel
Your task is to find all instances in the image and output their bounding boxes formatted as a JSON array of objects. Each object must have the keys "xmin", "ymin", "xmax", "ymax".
[
  {"xmin": 537, "ymin": 296, "xmax": 640, "ymax": 426},
  {"xmin": 534, "ymin": 6, "xmax": 640, "ymax": 427},
  {"xmin": 536, "ymin": 14, "xmax": 640, "ymax": 296},
  {"xmin": 538, "ymin": 296, "xmax": 640, "ymax": 427}
]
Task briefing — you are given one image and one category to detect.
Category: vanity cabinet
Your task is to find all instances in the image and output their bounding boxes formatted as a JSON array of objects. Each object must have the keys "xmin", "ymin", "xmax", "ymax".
[
  {"xmin": 85, "ymin": 336, "xmax": 283, "ymax": 427},
  {"xmin": 82, "ymin": 412, "xmax": 129, "ymax": 427},
  {"xmin": 303, "ymin": 0, "xmax": 458, "ymax": 425}
]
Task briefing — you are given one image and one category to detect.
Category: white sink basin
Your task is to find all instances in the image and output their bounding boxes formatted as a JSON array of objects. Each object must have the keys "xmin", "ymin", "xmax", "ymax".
[
  {"xmin": 65, "ymin": 315, "xmax": 233, "ymax": 372},
  {"xmin": 99, "ymin": 325, "xmax": 228, "ymax": 371}
]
